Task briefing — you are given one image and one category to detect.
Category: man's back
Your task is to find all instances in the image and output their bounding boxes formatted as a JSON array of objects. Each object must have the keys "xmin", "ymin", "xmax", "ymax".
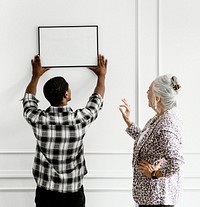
[{"xmin": 23, "ymin": 92, "xmax": 103, "ymax": 192}]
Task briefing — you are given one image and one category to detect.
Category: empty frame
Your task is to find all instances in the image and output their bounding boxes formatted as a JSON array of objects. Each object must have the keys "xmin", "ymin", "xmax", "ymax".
[{"xmin": 38, "ymin": 25, "xmax": 99, "ymax": 68}]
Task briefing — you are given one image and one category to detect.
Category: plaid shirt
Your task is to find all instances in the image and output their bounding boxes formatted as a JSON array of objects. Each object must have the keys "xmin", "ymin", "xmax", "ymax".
[{"xmin": 23, "ymin": 93, "xmax": 103, "ymax": 193}]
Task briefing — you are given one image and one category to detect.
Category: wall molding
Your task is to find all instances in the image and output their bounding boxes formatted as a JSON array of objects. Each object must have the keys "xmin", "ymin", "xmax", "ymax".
[
  {"xmin": 0, "ymin": 170, "xmax": 132, "ymax": 179},
  {"xmin": 0, "ymin": 186, "xmax": 199, "ymax": 192},
  {"xmin": 0, "ymin": 169, "xmax": 200, "ymax": 179},
  {"xmin": 0, "ymin": 150, "xmax": 199, "ymax": 155},
  {"xmin": 0, "ymin": 151, "xmax": 132, "ymax": 155},
  {"xmin": 0, "ymin": 187, "xmax": 199, "ymax": 192},
  {"xmin": 0, "ymin": 187, "xmax": 132, "ymax": 192}
]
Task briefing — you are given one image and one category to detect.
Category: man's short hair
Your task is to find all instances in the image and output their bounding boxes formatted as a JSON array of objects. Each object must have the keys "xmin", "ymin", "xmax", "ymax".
[{"xmin": 43, "ymin": 76, "xmax": 69, "ymax": 106}]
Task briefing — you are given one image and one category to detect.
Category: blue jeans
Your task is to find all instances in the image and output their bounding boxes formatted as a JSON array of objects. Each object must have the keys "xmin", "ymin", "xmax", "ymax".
[{"xmin": 35, "ymin": 186, "xmax": 85, "ymax": 207}]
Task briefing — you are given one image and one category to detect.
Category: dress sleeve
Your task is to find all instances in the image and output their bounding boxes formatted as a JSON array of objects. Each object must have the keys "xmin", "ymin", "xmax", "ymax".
[
  {"xmin": 125, "ymin": 123, "xmax": 142, "ymax": 140},
  {"xmin": 158, "ymin": 130, "xmax": 184, "ymax": 177}
]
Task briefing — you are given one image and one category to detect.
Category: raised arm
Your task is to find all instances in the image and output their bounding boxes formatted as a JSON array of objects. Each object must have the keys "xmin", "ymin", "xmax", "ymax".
[
  {"xmin": 25, "ymin": 55, "xmax": 49, "ymax": 95},
  {"xmin": 88, "ymin": 55, "xmax": 107, "ymax": 98}
]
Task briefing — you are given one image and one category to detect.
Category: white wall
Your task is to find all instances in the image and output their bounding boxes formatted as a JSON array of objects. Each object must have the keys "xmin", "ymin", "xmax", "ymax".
[
  {"xmin": 0, "ymin": 0, "xmax": 136, "ymax": 206},
  {"xmin": 138, "ymin": 0, "xmax": 200, "ymax": 206},
  {"xmin": 160, "ymin": 1, "xmax": 200, "ymax": 206},
  {"xmin": 0, "ymin": 0, "xmax": 200, "ymax": 207}
]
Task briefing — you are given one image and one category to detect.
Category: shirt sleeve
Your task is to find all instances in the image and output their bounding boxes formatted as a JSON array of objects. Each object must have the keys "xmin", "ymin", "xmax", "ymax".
[
  {"xmin": 158, "ymin": 130, "xmax": 184, "ymax": 177},
  {"xmin": 74, "ymin": 93, "xmax": 103, "ymax": 125},
  {"xmin": 125, "ymin": 123, "xmax": 142, "ymax": 140},
  {"xmin": 22, "ymin": 93, "xmax": 44, "ymax": 125}
]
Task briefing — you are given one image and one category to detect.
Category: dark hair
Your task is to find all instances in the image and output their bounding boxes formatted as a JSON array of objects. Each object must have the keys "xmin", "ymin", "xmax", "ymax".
[{"xmin": 43, "ymin": 76, "xmax": 69, "ymax": 106}]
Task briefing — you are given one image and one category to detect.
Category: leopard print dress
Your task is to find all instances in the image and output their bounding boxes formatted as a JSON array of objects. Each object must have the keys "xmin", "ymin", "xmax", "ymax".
[{"xmin": 126, "ymin": 108, "xmax": 184, "ymax": 205}]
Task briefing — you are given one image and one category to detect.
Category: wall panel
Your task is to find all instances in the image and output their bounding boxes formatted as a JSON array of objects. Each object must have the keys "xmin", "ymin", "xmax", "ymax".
[
  {"xmin": 159, "ymin": 0, "xmax": 200, "ymax": 206},
  {"xmin": 137, "ymin": 0, "xmax": 200, "ymax": 206},
  {"xmin": 0, "ymin": 152, "xmax": 134, "ymax": 206},
  {"xmin": 137, "ymin": 0, "xmax": 159, "ymax": 127},
  {"xmin": 159, "ymin": 0, "xmax": 200, "ymax": 153}
]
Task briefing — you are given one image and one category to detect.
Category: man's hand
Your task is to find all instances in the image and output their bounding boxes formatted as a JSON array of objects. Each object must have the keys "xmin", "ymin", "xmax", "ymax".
[
  {"xmin": 25, "ymin": 55, "xmax": 49, "ymax": 95},
  {"xmin": 31, "ymin": 55, "xmax": 49, "ymax": 78},
  {"xmin": 88, "ymin": 54, "xmax": 108, "ymax": 98},
  {"xmin": 88, "ymin": 55, "xmax": 107, "ymax": 77}
]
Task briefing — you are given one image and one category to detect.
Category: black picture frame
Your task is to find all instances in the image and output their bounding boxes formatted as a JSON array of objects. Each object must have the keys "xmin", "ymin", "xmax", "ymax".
[{"xmin": 38, "ymin": 25, "xmax": 99, "ymax": 68}]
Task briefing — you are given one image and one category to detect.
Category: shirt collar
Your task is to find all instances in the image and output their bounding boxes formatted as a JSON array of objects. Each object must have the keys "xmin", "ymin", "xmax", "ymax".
[{"xmin": 46, "ymin": 105, "xmax": 73, "ymax": 113}]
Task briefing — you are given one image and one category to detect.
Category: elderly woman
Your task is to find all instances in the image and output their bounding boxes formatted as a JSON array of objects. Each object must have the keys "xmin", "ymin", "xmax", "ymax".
[{"xmin": 119, "ymin": 74, "xmax": 184, "ymax": 207}]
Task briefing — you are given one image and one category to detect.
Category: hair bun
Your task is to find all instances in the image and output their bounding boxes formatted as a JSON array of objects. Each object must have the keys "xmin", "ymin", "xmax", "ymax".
[{"xmin": 171, "ymin": 76, "xmax": 181, "ymax": 91}]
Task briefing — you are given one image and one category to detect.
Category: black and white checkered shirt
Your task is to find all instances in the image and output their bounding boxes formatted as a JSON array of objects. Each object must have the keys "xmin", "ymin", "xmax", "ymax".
[{"xmin": 23, "ymin": 93, "xmax": 103, "ymax": 193}]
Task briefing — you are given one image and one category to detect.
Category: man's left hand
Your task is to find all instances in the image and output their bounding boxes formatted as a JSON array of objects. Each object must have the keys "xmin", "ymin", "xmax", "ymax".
[{"xmin": 31, "ymin": 55, "xmax": 49, "ymax": 78}]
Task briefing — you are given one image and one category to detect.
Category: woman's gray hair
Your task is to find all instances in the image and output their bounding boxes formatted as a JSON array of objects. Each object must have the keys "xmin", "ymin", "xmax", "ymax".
[{"xmin": 152, "ymin": 74, "xmax": 181, "ymax": 110}]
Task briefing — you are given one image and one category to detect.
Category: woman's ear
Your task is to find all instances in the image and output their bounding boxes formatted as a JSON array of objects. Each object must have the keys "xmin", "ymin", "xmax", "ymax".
[{"xmin": 156, "ymin": 95, "xmax": 161, "ymax": 103}]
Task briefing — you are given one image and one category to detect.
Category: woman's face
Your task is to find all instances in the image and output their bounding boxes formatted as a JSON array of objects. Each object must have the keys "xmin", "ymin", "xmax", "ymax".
[{"xmin": 147, "ymin": 82, "xmax": 154, "ymax": 108}]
